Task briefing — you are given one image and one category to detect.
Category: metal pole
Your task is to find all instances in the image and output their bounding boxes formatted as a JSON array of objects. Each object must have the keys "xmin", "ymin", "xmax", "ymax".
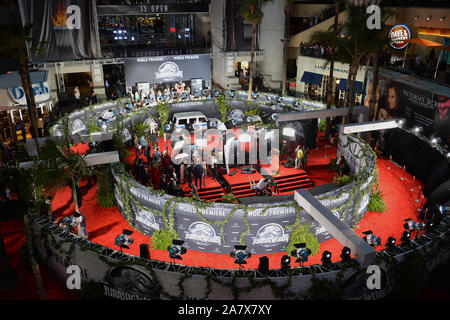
[{"xmin": 434, "ymin": 52, "xmax": 441, "ymax": 79}]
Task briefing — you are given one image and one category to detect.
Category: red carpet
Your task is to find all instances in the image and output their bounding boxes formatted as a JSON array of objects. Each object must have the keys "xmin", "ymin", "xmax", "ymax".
[{"xmin": 0, "ymin": 133, "xmax": 428, "ymax": 299}]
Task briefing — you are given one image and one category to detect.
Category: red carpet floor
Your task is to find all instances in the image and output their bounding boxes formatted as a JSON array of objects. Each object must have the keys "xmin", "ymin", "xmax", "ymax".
[{"xmin": 0, "ymin": 134, "xmax": 429, "ymax": 299}]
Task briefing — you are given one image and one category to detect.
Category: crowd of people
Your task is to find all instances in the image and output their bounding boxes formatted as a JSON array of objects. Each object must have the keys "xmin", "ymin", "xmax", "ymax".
[
  {"xmin": 131, "ymin": 130, "xmax": 221, "ymax": 200},
  {"xmin": 299, "ymin": 42, "xmax": 333, "ymax": 60},
  {"xmin": 130, "ymin": 81, "xmax": 211, "ymax": 108}
]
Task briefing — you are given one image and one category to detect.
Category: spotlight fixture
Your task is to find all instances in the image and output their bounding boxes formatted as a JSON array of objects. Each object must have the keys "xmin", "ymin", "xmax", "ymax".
[
  {"xmin": 230, "ymin": 245, "xmax": 251, "ymax": 269},
  {"xmin": 321, "ymin": 251, "xmax": 333, "ymax": 269},
  {"xmin": 362, "ymin": 230, "xmax": 382, "ymax": 247},
  {"xmin": 414, "ymin": 14, "xmax": 419, "ymax": 21},
  {"xmin": 431, "ymin": 137, "xmax": 441, "ymax": 145},
  {"xmin": 446, "ymin": 152, "xmax": 450, "ymax": 160},
  {"xmin": 385, "ymin": 236, "xmax": 396, "ymax": 249},
  {"xmin": 413, "ymin": 126, "xmax": 423, "ymax": 134},
  {"xmin": 280, "ymin": 255, "xmax": 291, "ymax": 272},
  {"xmin": 115, "ymin": 229, "xmax": 134, "ymax": 251},
  {"xmin": 427, "ymin": 15, "xmax": 432, "ymax": 21},
  {"xmin": 167, "ymin": 239, "xmax": 187, "ymax": 261},
  {"xmin": 396, "ymin": 119, "xmax": 405, "ymax": 128},
  {"xmin": 440, "ymin": 16, "xmax": 446, "ymax": 22},
  {"xmin": 291, "ymin": 243, "xmax": 311, "ymax": 266},
  {"xmin": 340, "ymin": 246, "xmax": 352, "ymax": 263},
  {"xmin": 400, "ymin": 231, "xmax": 411, "ymax": 246}
]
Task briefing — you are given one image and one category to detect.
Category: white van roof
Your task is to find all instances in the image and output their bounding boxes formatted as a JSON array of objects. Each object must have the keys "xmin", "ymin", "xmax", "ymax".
[{"xmin": 173, "ymin": 111, "xmax": 206, "ymax": 119}]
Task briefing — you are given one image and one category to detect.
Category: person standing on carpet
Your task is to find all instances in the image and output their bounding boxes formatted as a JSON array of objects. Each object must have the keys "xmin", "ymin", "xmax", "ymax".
[
  {"xmin": 153, "ymin": 146, "xmax": 162, "ymax": 163},
  {"xmin": 134, "ymin": 133, "xmax": 141, "ymax": 156},
  {"xmin": 144, "ymin": 143, "xmax": 152, "ymax": 165},
  {"xmin": 295, "ymin": 145, "xmax": 303, "ymax": 169},
  {"xmin": 301, "ymin": 147, "xmax": 309, "ymax": 171},
  {"xmin": 193, "ymin": 161, "xmax": 203, "ymax": 190},
  {"xmin": 185, "ymin": 160, "xmax": 193, "ymax": 187},
  {"xmin": 140, "ymin": 135, "xmax": 148, "ymax": 157},
  {"xmin": 201, "ymin": 159, "xmax": 207, "ymax": 188}
]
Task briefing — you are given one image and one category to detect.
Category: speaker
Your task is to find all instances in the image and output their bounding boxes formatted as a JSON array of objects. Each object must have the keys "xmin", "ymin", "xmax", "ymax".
[
  {"xmin": 258, "ymin": 256, "xmax": 269, "ymax": 274},
  {"xmin": 140, "ymin": 243, "xmax": 150, "ymax": 260}
]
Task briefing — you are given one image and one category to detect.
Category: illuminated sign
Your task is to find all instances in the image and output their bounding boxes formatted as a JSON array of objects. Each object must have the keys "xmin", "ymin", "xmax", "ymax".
[{"xmin": 388, "ymin": 25, "xmax": 411, "ymax": 50}]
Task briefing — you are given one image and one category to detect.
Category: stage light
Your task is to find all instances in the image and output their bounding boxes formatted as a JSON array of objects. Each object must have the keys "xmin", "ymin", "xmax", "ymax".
[
  {"xmin": 291, "ymin": 243, "xmax": 311, "ymax": 266},
  {"xmin": 439, "ymin": 205, "xmax": 450, "ymax": 215},
  {"xmin": 446, "ymin": 152, "xmax": 450, "ymax": 160},
  {"xmin": 282, "ymin": 127, "xmax": 296, "ymax": 138},
  {"xmin": 400, "ymin": 231, "xmax": 411, "ymax": 246},
  {"xmin": 431, "ymin": 137, "xmax": 441, "ymax": 145},
  {"xmin": 230, "ymin": 245, "xmax": 251, "ymax": 268},
  {"xmin": 115, "ymin": 229, "xmax": 134, "ymax": 251},
  {"xmin": 340, "ymin": 247, "xmax": 352, "ymax": 263},
  {"xmin": 396, "ymin": 119, "xmax": 405, "ymax": 128},
  {"xmin": 414, "ymin": 14, "xmax": 419, "ymax": 21},
  {"xmin": 321, "ymin": 251, "xmax": 333, "ymax": 269},
  {"xmin": 385, "ymin": 236, "xmax": 396, "ymax": 249},
  {"xmin": 413, "ymin": 126, "xmax": 423, "ymax": 134},
  {"xmin": 440, "ymin": 16, "xmax": 446, "ymax": 22},
  {"xmin": 167, "ymin": 239, "xmax": 187, "ymax": 261},
  {"xmin": 427, "ymin": 15, "xmax": 432, "ymax": 21},
  {"xmin": 280, "ymin": 255, "xmax": 291, "ymax": 272},
  {"xmin": 362, "ymin": 230, "xmax": 381, "ymax": 247}
]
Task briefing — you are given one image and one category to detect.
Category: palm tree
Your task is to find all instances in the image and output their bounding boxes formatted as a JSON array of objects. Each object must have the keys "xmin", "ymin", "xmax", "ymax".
[
  {"xmin": 0, "ymin": 0, "xmax": 43, "ymax": 139},
  {"xmin": 311, "ymin": 3, "xmax": 391, "ymax": 124},
  {"xmin": 238, "ymin": 0, "xmax": 273, "ymax": 101}
]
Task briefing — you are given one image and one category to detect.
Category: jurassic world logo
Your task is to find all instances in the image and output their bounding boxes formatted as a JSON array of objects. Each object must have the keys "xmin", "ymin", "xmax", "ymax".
[
  {"xmin": 155, "ymin": 62, "xmax": 183, "ymax": 82},
  {"xmin": 100, "ymin": 110, "xmax": 116, "ymax": 122},
  {"xmin": 102, "ymin": 266, "xmax": 161, "ymax": 300},
  {"xmin": 185, "ymin": 222, "xmax": 221, "ymax": 246},
  {"xmin": 120, "ymin": 128, "xmax": 132, "ymax": 142},
  {"xmin": 252, "ymin": 223, "xmax": 289, "ymax": 247},
  {"xmin": 71, "ymin": 119, "xmax": 86, "ymax": 134},
  {"xmin": 135, "ymin": 209, "xmax": 160, "ymax": 231}
]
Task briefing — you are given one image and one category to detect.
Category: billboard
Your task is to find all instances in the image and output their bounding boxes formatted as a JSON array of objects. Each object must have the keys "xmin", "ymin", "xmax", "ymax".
[
  {"xmin": 124, "ymin": 54, "xmax": 211, "ymax": 88},
  {"xmin": 18, "ymin": 0, "xmax": 101, "ymax": 62}
]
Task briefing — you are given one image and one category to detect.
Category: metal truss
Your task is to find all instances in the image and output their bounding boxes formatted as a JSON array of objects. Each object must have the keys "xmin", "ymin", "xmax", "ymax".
[{"xmin": 32, "ymin": 214, "xmax": 450, "ymax": 279}]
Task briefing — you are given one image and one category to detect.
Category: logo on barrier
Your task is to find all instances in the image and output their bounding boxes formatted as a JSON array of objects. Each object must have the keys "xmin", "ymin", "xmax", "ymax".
[
  {"xmin": 388, "ymin": 25, "xmax": 411, "ymax": 50},
  {"xmin": 135, "ymin": 210, "xmax": 160, "ymax": 231},
  {"xmin": 252, "ymin": 223, "xmax": 289, "ymax": 247},
  {"xmin": 185, "ymin": 222, "xmax": 221, "ymax": 246},
  {"xmin": 228, "ymin": 109, "xmax": 245, "ymax": 124},
  {"xmin": 155, "ymin": 62, "xmax": 183, "ymax": 82},
  {"xmin": 100, "ymin": 110, "xmax": 116, "ymax": 122},
  {"xmin": 102, "ymin": 266, "xmax": 160, "ymax": 300},
  {"xmin": 71, "ymin": 119, "xmax": 86, "ymax": 134},
  {"xmin": 121, "ymin": 128, "xmax": 132, "ymax": 142}
]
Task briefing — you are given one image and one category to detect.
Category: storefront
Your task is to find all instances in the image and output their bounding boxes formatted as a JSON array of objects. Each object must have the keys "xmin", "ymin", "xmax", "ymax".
[
  {"xmin": 0, "ymin": 71, "xmax": 53, "ymax": 143},
  {"xmin": 295, "ymin": 56, "xmax": 367, "ymax": 105},
  {"xmin": 124, "ymin": 53, "xmax": 211, "ymax": 97}
]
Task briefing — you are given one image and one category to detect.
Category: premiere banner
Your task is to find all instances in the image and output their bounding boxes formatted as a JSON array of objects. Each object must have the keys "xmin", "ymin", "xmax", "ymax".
[
  {"xmin": 19, "ymin": 0, "xmax": 101, "ymax": 62},
  {"xmin": 124, "ymin": 54, "xmax": 211, "ymax": 88}
]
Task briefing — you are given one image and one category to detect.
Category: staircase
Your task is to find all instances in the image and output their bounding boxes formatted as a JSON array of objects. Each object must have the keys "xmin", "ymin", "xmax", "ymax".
[
  {"xmin": 272, "ymin": 171, "xmax": 314, "ymax": 194},
  {"xmin": 196, "ymin": 185, "xmax": 225, "ymax": 202}
]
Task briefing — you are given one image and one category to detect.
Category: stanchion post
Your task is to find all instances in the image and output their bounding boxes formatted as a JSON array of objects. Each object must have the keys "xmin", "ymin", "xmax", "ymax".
[
  {"xmin": 410, "ymin": 176, "xmax": 415, "ymax": 192},
  {"xmin": 415, "ymin": 185, "xmax": 421, "ymax": 202},
  {"xmin": 400, "ymin": 165, "xmax": 405, "ymax": 182}
]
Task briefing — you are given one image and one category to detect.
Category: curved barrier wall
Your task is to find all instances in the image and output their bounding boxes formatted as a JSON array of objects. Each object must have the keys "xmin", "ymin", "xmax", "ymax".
[
  {"xmin": 111, "ymin": 133, "xmax": 376, "ymax": 255},
  {"xmin": 30, "ymin": 213, "xmax": 450, "ymax": 300},
  {"xmin": 49, "ymin": 96, "xmax": 377, "ymax": 255}
]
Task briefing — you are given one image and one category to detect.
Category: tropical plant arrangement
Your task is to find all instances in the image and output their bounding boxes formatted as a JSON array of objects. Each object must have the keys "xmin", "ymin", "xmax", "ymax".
[{"xmin": 368, "ymin": 185, "xmax": 386, "ymax": 213}]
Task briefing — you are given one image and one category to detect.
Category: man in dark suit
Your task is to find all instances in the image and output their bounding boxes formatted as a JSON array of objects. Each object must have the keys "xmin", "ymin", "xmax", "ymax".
[{"xmin": 193, "ymin": 161, "xmax": 203, "ymax": 190}]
